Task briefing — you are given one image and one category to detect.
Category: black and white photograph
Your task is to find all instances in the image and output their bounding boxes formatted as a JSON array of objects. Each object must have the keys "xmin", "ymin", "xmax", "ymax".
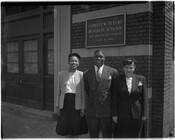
[{"xmin": 1, "ymin": 1, "xmax": 175, "ymax": 138}]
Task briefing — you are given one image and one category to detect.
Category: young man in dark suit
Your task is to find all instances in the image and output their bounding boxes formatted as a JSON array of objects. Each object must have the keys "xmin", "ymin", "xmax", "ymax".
[
  {"xmin": 83, "ymin": 50, "xmax": 118, "ymax": 138},
  {"xmin": 112, "ymin": 58, "xmax": 148, "ymax": 138}
]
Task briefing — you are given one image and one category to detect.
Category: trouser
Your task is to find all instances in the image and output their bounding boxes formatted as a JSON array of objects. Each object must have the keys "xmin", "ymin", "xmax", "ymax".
[
  {"xmin": 87, "ymin": 116, "xmax": 112, "ymax": 138},
  {"xmin": 114, "ymin": 117, "xmax": 142, "ymax": 138}
]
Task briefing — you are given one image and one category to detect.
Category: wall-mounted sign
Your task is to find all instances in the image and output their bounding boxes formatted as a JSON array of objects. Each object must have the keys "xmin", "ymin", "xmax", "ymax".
[{"xmin": 86, "ymin": 13, "xmax": 126, "ymax": 48}]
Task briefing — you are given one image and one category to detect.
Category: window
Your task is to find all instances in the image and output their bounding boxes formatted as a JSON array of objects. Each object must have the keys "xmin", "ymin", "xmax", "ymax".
[
  {"xmin": 47, "ymin": 38, "xmax": 54, "ymax": 75},
  {"xmin": 5, "ymin": 6, "xmax": 20, "ymax": 16},
  {"xmin": 43, "ymin": 5, "xmax": 54, "ymax": 9},
  {"xmin": 23, "ymin": 40, "xmax": 38, "ymax": 74},
  {"xmin": 21, "ymin": 6, "xmax": 39, "ymax": 12},
  {"xmin": 7, "ymin": 42, "xmax": 19, "ymax": 73},
  {"xmin": 4, "ymin": 6, "xmax": 39, "ymax": 16}
]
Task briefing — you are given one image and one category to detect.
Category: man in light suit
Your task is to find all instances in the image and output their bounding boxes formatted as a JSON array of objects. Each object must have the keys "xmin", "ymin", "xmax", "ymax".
[
  {"xmin": 83, "ymin": 50, "xmax": 118, "ymax": 138},
  {"xmin": 112, "ymin": 58, "xmax": 148, "ymax": 138}
]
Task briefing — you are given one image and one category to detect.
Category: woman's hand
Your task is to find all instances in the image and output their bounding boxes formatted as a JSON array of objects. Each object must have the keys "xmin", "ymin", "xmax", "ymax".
[
  {"xmin": 112, "ymin": 116, "xmax": 118, "ymax": 123},
  {"xmin": 80, "ymin": 109, "xmax": 85, "ymax": 117},
  {"xmin": 56, "ymin": 107, "xmax": 60, "ymax": 116}
]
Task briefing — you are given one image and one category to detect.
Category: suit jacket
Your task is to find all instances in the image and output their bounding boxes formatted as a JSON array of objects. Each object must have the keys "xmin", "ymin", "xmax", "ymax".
[
  {"xmin": 56, "ymin": 70, "xmax": 85, "ymax": 110},
  {"xmin": 84, "ymin": 65, "xmax": 118, "ymax": 118},
  {"xmin": 112, "ymin": 74, "xmax": 148, "ymax": 119}
]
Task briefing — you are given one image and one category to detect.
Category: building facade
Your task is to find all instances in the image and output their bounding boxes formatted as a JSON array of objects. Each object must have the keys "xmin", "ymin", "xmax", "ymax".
[{"xmin": 1, "ymin": 2, "xmax": 174, "ymax": 137}]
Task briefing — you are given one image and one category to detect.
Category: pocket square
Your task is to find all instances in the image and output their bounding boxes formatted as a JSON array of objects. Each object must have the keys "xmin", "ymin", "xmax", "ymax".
[
  {"xmin": 138, "ymin": 81, "xmax": 143, "ymax": 86},
  {"xmin": 108, "ymin": 76, "xmax": 112, "ymax": 80}
]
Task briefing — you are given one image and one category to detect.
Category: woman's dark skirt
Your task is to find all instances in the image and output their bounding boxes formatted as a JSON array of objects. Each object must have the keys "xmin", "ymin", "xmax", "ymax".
[{"xmin": 56, "ymin": 93, "xmax": 88, "ymax": 136}]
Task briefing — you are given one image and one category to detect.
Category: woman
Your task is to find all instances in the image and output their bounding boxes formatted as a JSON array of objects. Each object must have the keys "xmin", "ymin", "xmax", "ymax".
[
  {"xmin": 112, "ymin": 58, "xmax": 148, "ymax": 138},
  {"xmin": 55, "ymin": 53, "xmax": 88, "ymax": 138}
]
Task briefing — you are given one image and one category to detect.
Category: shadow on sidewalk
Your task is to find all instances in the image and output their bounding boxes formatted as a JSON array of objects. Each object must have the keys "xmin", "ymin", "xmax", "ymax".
[{"xmin": 1, "ymin": 102, "xmax": 89, "ymax": 138}]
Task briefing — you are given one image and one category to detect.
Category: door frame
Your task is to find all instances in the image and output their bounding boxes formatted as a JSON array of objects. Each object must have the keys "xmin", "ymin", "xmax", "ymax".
[
  {"xmin": 54, "ymin": 6, "xmax": 71, "ymax": 113},
  {"xmin": 43, "ymin": 33, "xmax": 54, "ymax": 111}
]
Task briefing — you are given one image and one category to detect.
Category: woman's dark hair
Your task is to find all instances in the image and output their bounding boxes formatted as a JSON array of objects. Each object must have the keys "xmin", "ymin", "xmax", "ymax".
[
  {"xmin": 68, "ymin": 53, "xmax": 81, "ymax": 61},
  {"xmin": 123, "ymin": 57, "xmax": 136, "ymax": 66}
]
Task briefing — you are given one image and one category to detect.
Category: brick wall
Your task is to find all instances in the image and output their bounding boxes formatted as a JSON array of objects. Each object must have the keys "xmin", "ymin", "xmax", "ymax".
[
  {"xmin": 71, "ymin": 3, "xmax": 146, "ymax": 15},
  {"xmin": 151, "ymin": 1, "xmax": 174, "ymax": 137},
  {"xmin": 126, "ymin": 12, "xmax": 152, "ymax": 45},
  {"xmin": 71, "ymin": 22, "xmax": 85, "ymax": 49},
  {"xmin": 71, "ymin": 11, "xmax": 152, "ymax": 49},
  {"xmin": 163, "ymin": 1, "xmax": 174, "ymax": 136},
  {"xmin": 152, "ymin": 2, "xmax": 165, "ymax": 137}
]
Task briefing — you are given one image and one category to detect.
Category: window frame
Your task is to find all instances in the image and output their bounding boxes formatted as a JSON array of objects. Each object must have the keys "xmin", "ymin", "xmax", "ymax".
[
  {"xmin": 44, "ymin": 34, "xmax": 54, "ymax": 76},
  {"xmin": 23, "ymin": 39, "xmax": 39, "ymax": 75},
  {"xmin": 6, "ymin": 41, "xmax": 20, "ymax": 74}
]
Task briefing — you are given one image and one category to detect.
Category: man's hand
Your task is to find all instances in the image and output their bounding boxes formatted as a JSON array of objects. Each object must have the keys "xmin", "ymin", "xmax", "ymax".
[
  {"xmin": 142, "ymin": 116, "xmax": 147, "ymax": 121},
  {"xmin": 112, "ymin": 116, "xmax": 118, "ymax": 123},
  {"xmin": 80, "ymin": 109, "xmax": 85, "ymax": 117}
]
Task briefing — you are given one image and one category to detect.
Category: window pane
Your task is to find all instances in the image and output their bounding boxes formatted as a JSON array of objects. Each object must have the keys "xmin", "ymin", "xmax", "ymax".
[
  {"xmin": 7, "ymin": 42, "xmax": 18, "ymax": 52},
  {"xmin": 23, "ymin": 40, "xmax": 38, "ymax": 74},
  {"xmin": 47, "ymin": 37, "xmax": 54, "ymax": 75},
  {"xmin": 24, "ymin": 52, "xmax": 37, "ymax": 62},
  {"xmin": 24, "ymin": 40, "xmax": 37, "ymax": 51},
  {"xmin": 7, "ymin": 63, "xmax": 19, "ymax": 73},
  {"xmin": 7, "ymin": 53, "xmax": 18, "ymax": 62},
  {"xmin": 7, "ymin": 42, "xmax": 19, "ymax": 73},
  {"xmin": 24, "ymin": 63, "xmax": 38, "ymax": 74},
  {"xmin": 48, "ymin": 38, "xmax": 54, "ymax": 50},
  {"xmin": 48, "ymin": 63, "xmax": 54, "ymax": 75},
  {"xmin": 5, "ymin": 6, "xmax": 20, "ymax": 16},
  {"xmin": 48, "ymin": 51, "xmax": 54, "ymax": 62}
]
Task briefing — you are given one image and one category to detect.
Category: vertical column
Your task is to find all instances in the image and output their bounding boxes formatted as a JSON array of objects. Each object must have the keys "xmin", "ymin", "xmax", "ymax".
[
  {"xmin": 151, "ymin": 1, "xmax": 174, "ymax": 137},
  {"xmin": 163, "ymin": 1, "xmax": 174, "ymax": 136},
  {"xmin": 53, "ymin": 6, "xmax": 71, "ymax": 114},
  {"xmin": 39, "ymin": 6, "xmax": 44, "ymax": 109}
]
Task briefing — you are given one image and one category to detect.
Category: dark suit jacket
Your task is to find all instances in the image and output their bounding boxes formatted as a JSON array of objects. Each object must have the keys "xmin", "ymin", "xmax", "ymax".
[
  {"xmin": 112, "ymin": 74, "xmax": 148, "ymax": 119},
  {"xmin": 84, "ymin": 65, "xmax": 118, "ymax": 118}
]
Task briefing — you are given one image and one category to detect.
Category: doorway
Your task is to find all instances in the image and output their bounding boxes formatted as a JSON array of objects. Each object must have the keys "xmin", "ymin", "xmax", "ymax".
[{"xmin": 4, "ymin": 35, "xmax": 43, "ymax": 109}]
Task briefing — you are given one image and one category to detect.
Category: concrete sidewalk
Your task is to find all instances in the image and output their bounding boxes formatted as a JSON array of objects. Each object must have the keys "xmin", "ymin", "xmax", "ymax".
[{"xmin": 1, "ymin": 102, "xmax": 89, "ymax": 138}]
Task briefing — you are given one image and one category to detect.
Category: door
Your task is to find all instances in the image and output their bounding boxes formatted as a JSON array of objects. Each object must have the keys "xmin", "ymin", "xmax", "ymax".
[
  {"xmin": 4, "ymin": 36, "xmax": 43, "ymax": 109},
  {"xmin": 44, "ymin": 34, "xmax": 54, "ymax": 111},
  {"xmin": 5, "ymin": 41, "xmax": 21, "ymax": 104}
]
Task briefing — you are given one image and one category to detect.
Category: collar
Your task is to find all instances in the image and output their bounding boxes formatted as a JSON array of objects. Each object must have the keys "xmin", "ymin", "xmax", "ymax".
[
  {"xmin": 94, "ymin": 65, "xmax": 104, "ymax": 71},
  {"xmin": 126, "ymin": 77, "xmax": 133, "ymax": 80}
]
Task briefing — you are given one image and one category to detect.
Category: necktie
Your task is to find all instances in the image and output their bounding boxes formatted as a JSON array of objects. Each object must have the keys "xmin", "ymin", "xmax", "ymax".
[{"xmin": 96, "ymin": 67, "xmax": 101, "ymax": 81}]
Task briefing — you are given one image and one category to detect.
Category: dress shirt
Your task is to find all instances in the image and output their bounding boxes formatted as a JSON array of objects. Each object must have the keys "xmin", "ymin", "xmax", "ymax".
[
  {"xmin": 95, "ymin": 65, "xmax": 104, "ymax": 78},
  {"xmin": 126, "ymin": 77, "xmax": 132, "ymax": 93}
]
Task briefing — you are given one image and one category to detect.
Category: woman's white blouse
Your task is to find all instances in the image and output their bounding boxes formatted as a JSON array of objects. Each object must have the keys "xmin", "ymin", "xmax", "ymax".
[
  {"xmin": 126, "ymin": 77, "xmax": 132, "ymax": 94},
  {"xmin": 64, "ymin": 72, "xmax": 76, "ymax": 94}
]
